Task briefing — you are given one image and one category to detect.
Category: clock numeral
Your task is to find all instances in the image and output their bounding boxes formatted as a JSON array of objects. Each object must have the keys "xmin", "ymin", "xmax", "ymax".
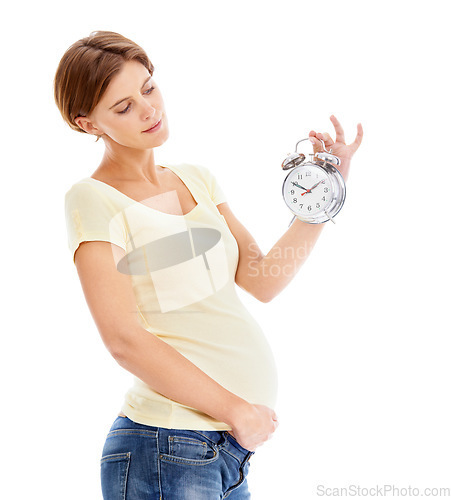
[
  {"xmin": 316, "ymin": 203, "xmax": 320, "ymax": 209},
  {"xmin": 308, "ymin": 205, "xmax": 312, "ymax": 211},
  {"xmin": 290, "ymin": 189, "xmax": 295, "ymax": 195},
  {"xmin": 324, "ymin": 187, "xmax": 329, "ymax": 193},
  {"xmin": 322, "ymin": 196, "xmax": 326, "ymax": 201},
  {"xmin": 293, "ymin": 198, "xmax": 297, "ymax": 203},
  {"xmin": 306, "ymin": 171, "xmax": 312, "ymax": 177}
]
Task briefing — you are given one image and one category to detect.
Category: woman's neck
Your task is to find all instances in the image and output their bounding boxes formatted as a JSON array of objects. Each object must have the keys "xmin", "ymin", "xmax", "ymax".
[{"xmin": 95, "ymin": 140, "xmax": 162, "ymax": 186}]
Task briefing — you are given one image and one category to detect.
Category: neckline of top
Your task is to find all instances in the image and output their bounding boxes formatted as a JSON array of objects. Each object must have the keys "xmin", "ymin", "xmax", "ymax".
[{"xmin": 84, "ymin": 163, "xmax": 200, "ymax": 217}]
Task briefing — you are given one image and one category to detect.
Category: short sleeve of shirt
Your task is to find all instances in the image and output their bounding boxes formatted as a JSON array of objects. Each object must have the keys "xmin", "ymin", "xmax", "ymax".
[
  {"xmin": 194, "ymin": 164, "xmax": 227, "ymax": 205},
  {"xmin": 64, "ymin": 181, "xmax": 127, "ymax": 264}
]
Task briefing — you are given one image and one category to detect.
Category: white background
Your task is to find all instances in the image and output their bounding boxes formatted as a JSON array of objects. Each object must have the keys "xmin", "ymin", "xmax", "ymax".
[{"xmin": 1, "ymin": 0, "xmax": 450, "ymax": 498}]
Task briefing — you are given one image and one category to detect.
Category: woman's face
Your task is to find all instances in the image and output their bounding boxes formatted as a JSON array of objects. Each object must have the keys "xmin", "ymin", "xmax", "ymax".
[{"xmin": 83, "ymin": 60, "xmax": 169, "ymax": 150}]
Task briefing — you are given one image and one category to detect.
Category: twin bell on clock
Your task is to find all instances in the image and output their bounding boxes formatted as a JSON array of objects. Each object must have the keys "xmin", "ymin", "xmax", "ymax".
[{"xmin": 281, "ymin": 137, "xmax": 346, "ymax": 225}]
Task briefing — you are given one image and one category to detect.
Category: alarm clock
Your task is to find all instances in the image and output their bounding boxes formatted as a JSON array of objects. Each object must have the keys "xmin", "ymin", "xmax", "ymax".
[{"xmin": 281, "ymin": 137, "xmax": 346, "ymax": 225}]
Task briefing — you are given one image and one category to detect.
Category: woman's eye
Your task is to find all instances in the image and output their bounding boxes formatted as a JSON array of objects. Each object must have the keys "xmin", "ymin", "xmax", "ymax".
[
  {"xmin": 117, "ymin": 87, "xmax": 154, "ymax": 114},
  {"xmin": 118, "ymin": 104, "xmax": 131, "ymax": 114}
]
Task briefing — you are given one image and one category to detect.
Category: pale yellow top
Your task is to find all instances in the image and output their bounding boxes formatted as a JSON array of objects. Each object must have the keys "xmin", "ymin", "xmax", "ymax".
[{"xmin": 64, "ymin": 163, "xmax": 278, "ymax": 430}]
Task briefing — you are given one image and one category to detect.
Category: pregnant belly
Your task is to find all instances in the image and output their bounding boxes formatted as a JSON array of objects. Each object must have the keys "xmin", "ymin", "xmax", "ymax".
[{"xmin": 161, "ymin": 325, "xmax": 279, "ymax": 409}]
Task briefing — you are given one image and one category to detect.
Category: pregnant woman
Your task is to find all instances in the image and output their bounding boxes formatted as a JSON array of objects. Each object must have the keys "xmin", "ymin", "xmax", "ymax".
[{"xmin": 55, "ymin": 31, "xmax": 362, "ymax": 499}]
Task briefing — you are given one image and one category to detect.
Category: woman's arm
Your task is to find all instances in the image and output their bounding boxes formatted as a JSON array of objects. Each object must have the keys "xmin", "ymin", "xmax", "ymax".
[
  {"xmin": 218, "ymin": 116, "xmax": 363, "ymax": 302},
  {"xmin": 116, "ymin": 322, "xmax": 278, "ymax": 450},
  {"xmin": 74, "ymin": 240, "xmax": 278, "ymax": 451},
  {"xmin": 217, "ymin": 204, "xmax": 325, "ymax": 302}
]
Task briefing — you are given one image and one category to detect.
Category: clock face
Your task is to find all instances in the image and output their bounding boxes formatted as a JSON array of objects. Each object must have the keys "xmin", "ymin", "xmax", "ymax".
[{"xmin": 282, "ymin": 164, "xmax": 334, "ymax": 218}]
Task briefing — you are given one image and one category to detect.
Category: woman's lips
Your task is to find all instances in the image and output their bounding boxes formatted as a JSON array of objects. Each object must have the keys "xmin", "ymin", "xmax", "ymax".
[{"xmin": 142, "ymin": 119, "xmax": 162, "ymax": 133}]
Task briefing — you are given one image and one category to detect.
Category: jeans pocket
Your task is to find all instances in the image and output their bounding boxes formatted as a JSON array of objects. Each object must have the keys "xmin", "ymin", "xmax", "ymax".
[
  {"xmin": 100, "ymin": 452, "xmax": 131, "ymax": 500},
  {"xmin": 226, "ymin": 432, "xmax": 254, "ymax": 456},
  {"xmin": 169, "ymin": 436, "xmax": 208, "ymax": 460},
  {"xmin": 160, "ymin": 434, "xmax": 219, "ymax": 465}
]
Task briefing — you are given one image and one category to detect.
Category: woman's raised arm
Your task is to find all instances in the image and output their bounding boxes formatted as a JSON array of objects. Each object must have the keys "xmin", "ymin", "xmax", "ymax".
[{"xmin": 218, "ymin": 116, "xmax": 363, "ymax": 302}]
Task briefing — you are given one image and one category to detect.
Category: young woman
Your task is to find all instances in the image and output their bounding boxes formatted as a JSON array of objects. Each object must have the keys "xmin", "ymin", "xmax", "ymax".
[{"xmin": 55, "ymin": 31, "xmax": 362, "ymax": 499}]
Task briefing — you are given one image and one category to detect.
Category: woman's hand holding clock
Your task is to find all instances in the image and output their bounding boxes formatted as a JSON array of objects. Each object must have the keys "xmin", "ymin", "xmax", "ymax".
[{"xmin": 309, "ymin": 115, "xmax": 363, "ymax": 182}]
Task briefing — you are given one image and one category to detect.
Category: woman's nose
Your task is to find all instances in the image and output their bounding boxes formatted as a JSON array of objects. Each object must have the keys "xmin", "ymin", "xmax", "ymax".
[{"xmin": 141, "ymin": 99, "xmax": 156, "ymax": 121}]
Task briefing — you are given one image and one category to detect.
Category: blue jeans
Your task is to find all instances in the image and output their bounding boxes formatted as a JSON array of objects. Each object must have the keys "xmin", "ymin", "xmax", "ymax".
[{"xmin": 101, "ymin": 415, "xmax": 255, "ymax": 499}]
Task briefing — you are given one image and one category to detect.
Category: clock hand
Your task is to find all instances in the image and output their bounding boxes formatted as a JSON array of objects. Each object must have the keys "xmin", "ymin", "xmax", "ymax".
[
  {"xmin": 301, "ymin": 180, "xmax": 325, "ymax": 196},
  {"xmin": 292, "ymin": 181, "xmax": 309, "ymax": 191},
  {"xmin": 310, "ymin": 180, "xmax": 325, "ymax": 191}
]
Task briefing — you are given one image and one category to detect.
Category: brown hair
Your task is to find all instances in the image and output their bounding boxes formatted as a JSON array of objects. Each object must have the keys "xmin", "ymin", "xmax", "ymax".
[{"xmin": 54, "ymin": 31, "xmax": 154, "ymax": 133}]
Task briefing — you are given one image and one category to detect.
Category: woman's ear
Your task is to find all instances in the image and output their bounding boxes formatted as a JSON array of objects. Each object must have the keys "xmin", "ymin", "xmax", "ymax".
[{"xmin": 74, "ymin": 116, "xmax": 103, "ymax": 136}]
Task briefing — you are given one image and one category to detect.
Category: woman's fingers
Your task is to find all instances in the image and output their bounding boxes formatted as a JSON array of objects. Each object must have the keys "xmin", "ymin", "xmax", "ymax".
[
  {"xmin": 317, "ymin": 132, "xmax": 334, "ymax": 149},
  {"xmin": 330, "ymin": 115, "xmax": 345, "ymax": 143},
  {"xmin": 308, "ymin": 118, "xmax": 362, "ymax": 164},
  {"xmin": 350, "ymin": 123, "xmax": 364, "ymax": 153},
  {"xmin": 309, "ymin": 134, "xmax": 324, "ymax": 154}
]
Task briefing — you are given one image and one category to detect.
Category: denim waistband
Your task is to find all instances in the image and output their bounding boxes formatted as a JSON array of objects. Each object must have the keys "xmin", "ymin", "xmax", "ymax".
[{"xmin": 111, "ymin": 415, "xmax": 254, "ymax": 464}]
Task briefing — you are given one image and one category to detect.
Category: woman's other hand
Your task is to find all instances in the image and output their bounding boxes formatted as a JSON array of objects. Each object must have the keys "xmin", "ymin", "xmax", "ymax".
[{"xmin": 229, "ymin": 403, "xmax": 279, "ymax": 452}]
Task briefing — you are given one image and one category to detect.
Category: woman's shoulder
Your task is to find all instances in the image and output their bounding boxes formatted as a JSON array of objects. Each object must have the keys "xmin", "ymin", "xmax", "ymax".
[
  {"xmin": 64, "ymin": 176, "xmax": 97, "ymax": 195},
  {"xmin": 172, "ymin": 162, "xmax": 222, "ymax": 187},
  {"xmin": 172, "ymin": 162, "xmax": 226, "ymax": 206},
  {"xmin": 168, "ymin": 161, "xmax": 210, "ymax": 177},
  {"xmin": 64, "ymin": 177, "xmax": 121, "ymax": 215}
]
